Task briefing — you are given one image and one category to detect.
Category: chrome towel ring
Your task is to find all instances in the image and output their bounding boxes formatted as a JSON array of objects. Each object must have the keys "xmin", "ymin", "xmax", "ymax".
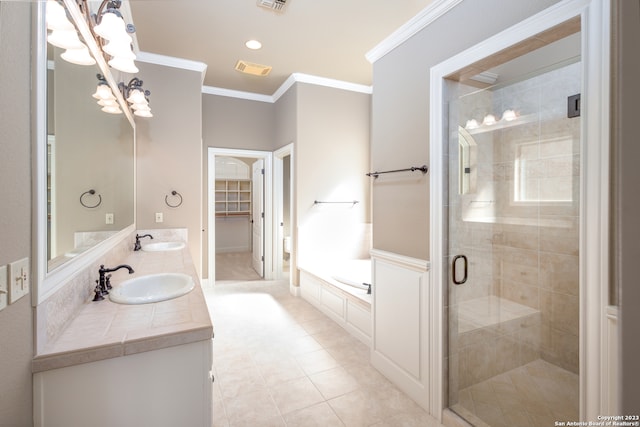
[
  {"xmin": 165, "ymin": 190, "xmax": 183, "ymax": 208},
  {"xmin": 80, "ymin": 189, "xmax": 102, "ymax": 208}
]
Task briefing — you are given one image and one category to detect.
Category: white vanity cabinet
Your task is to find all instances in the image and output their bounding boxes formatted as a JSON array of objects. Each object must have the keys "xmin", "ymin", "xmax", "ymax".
[{"xmin": 33, "ymin": 339, "xmax": 213, "ymax": 427}]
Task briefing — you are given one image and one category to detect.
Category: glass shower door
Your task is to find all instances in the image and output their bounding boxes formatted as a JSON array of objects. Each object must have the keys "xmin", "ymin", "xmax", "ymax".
[{"xmin": 446, "ymin": 60, "xmax": 581, "ymax": 427}]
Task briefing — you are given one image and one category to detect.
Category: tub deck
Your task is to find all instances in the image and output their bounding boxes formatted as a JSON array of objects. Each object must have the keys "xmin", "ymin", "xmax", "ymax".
[{"xmin": 299, "ymin": 261, "xmax": 372, "ymax": 345}]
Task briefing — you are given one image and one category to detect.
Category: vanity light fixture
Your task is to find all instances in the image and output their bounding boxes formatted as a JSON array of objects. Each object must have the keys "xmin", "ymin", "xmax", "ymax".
[
  {"xmin": 87, "ymin": 0, "xmax": 139, "ymax": 74},
  {"xmin": 46, "ymin": 0, "xmax": 96, "ymax": 65},
  {"xmin": 48, "ymin": 0, "xmax": 139, "ymax": 73},
  {"xmin": 60, "ymin": 44, "xmax": 96, "ymax": 65},
  {"xmin": 91, "ymin": 0, "xmax": 139, "ymax": 73}
]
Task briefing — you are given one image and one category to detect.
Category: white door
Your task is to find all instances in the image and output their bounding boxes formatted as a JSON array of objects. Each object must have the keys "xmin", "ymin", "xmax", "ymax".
[{"xmin": 252, "ymin": 159, "xmax": 264, "ymax": 277}]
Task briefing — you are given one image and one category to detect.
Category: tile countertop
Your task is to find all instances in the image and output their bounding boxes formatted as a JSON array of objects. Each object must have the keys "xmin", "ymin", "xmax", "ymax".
[{"xmin": 32, "ymin": 245, "xmax": 213, "ymax": 373}]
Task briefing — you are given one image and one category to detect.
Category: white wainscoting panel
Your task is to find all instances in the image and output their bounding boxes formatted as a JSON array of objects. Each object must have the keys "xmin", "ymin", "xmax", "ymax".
[{"xmin": 371, "ymin": 249, "xmax": 430, "ymax": 411}]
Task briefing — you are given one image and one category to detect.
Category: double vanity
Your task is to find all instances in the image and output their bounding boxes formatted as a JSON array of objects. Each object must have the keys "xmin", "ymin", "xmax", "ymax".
[{"xmin": 32, "ymin": 234, "xmax": 213, "ymax": 427}]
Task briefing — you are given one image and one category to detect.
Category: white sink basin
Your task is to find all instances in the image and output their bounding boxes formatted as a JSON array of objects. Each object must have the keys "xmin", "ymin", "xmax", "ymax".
[
  {"xmin": 141, "ymin": 241, "xmax": 186, "ymax": 252},
  {"xmin": 109, "ymin": 273, "xmax": 195, "ymax": 304}
]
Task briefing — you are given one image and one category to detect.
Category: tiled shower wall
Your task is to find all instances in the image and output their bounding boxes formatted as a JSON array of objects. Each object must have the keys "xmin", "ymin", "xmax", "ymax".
[{"xmin": 456, "ymin": 61, "xmax": 581, "ymax": 377}]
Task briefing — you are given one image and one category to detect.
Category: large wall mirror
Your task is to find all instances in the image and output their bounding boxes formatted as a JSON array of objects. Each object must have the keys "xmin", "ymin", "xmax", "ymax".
[{"xmin": 35, "ymin": 0, "xmax": 136, "ymax": 304}]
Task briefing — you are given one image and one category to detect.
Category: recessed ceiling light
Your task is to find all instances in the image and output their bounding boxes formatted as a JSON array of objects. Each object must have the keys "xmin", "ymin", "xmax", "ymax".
[{"xmin": 245, "ymin": 40, "xmax": 262, "ymax": 50}]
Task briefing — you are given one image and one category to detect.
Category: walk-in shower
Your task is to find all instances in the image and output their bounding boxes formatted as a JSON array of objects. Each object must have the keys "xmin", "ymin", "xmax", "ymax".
[{"xmin": 444, "ymin": 32, "xmax": 582, "ymax": 427}]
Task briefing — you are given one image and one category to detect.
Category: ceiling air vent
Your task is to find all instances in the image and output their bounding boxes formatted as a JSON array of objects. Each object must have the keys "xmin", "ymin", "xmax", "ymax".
[
  {"xmin": 257, "ymin": 0, "xmax": 287, "ymax": 12},
  {"xmin": 235, "ymin": 60, "xmax": 272, "ymax": 77}
]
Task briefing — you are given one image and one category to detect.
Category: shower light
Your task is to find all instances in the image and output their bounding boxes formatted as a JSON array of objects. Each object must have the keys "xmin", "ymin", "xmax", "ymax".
[
  {"xmin": 482, "ymin": 114, "xmax": 497, "ymax": 126},
  {"xmin": 502, "ymin": 109, "xmax": 517, "ymax": 121},
  {"xmin": 465, "ymin": 119, "xmax": 479, "ymax": 130}
]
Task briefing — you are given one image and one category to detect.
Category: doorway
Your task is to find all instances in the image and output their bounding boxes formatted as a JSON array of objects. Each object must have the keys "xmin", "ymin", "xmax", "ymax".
[
  {"xmin": 429, "ymin": 1, "xmax": 611, "ymax": 424},
  {"xmin": 274, "ymin": 143, "xmax": 294, "ymax": 287},
  {"xmin": 207, "ymin": 148, "xmax": 273, "ymax": 283}
]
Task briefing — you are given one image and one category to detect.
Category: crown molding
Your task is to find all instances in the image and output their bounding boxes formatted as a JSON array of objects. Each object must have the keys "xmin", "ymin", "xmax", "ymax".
[
  {"xmin": 136, "ymin": 51, "xmax": 208, "ymax": 83},
  {"xmin": 290, "ymin": 73, "xmax": 373, "ymax": 95},
  {"xmin": 365, "ymin": 0, "xmax": 463, "ymax": 64},
  {"xmin": 201, "ymin": 86, "xmax": 274, "ymax": 103},
  {"xmin": 203, "ymin": 73, "xmax": 372, "ymax": 103}
]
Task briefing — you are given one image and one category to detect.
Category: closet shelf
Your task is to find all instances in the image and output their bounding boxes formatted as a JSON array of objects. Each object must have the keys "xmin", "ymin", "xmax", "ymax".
[{"xmin": 214, "ymin": 179, "xmax": 251, "ymax": 217}]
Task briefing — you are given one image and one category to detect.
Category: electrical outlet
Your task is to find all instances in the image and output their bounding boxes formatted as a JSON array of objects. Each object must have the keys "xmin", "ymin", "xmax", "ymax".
[
  {"xmin": 0, "ymin": 265, "xmax": 7, "ymax": 311},
  {"xmin": 105, "ymin": 213, "xmax": 114, "ymax": 224},
  {"xmin": 155, "ymin": 212, "xmax": 163, "ymax": 223},
  {"xmin": 8, "ymin": 257, "xmax": 29, "ymax": 304}
]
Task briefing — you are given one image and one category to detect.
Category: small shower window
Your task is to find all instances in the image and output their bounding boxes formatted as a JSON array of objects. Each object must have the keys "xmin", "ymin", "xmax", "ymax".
[{"xmin": 514, "ymin": 136, "xmax": 575, "ymax": 203}]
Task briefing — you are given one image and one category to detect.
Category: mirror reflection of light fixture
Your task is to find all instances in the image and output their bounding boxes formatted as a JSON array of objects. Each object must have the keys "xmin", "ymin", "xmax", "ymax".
[
  {"xmin": 92, "ymin": 74, "xmax": 122, "ymax": 114},
  {"xmin": 120, "ymin": 77, "xmax": 153, "ymax": 118}
]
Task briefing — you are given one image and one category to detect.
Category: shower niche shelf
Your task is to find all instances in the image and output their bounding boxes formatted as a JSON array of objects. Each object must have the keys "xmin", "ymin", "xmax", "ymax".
[{"xmin": 214, "ymin": 179, "xmax": 251, "ymax": 217}]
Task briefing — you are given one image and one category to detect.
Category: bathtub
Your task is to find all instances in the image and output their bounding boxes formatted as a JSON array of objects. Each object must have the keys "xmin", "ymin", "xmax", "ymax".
[
  {"xmin": 331, "ymin": 259, "xmax": 372, "ymax": 292},
  {"xmin": 300, "ymin": 259, "xmax": 372, "ymax": 304},
  {"xmin": 299, "ymin": 259, "xmax": 372, "ymax": 345}
]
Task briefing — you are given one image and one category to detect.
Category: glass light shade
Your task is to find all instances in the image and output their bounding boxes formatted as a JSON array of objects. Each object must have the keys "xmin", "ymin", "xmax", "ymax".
[
  {"xmin": 108, "ymin": 56, "xmax": 139, "ymax": 74},
  {"xmin": 93, "ymin": 12, "xmax": 126, "ymax": 41},
  {"xmin": 92, "ymin": 84, "xmax": 115, "ymax": 100},
  {"xmin": 465, "ymin": 119, "xmax": 479, "ymax": 130},
  {"xmin": 46, "ymin": 0, "xmax": 75, "ymax": 31},
  {"xmin": 101, "ymin": 105, "xmax": 123, "ymax": 114},
  {"xmin": 60, "ymin": 45, "xmax": 96, "ymax": 66},
  {"xmin": 502, "ymin": 109, "xmax": 517, "ymax": 121},
  {"xmin": 134, "ymin": 109, "xmax": 153, "ymax": 118},
  {"xmin": 482, "ymin": 114, "xmax": 497, "ymax": 126},
  {"xmin": 131, "ymin": 102, "xmax": 150, "ymax": 111},
  {"xmin": 97, "ymin": 98, "xmax": 119, "ymax": 107},
  {"xmin": 47, "ymin": 28, "xmax": 84, "ymax": 49},
  {"xmin": 126, "ymin": 89, "xmax": 146, "ymax": 104},
  {"xmin": 102, "ymin": 38, "xmax": 135, "ymax": 60}
]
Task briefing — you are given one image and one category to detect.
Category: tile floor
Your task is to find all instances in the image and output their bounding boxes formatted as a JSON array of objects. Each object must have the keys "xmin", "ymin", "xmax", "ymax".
[
  {"xmin": 452, "ymin": 359, "xmax": 579, "ymax": 427},
  {"xmin": 204, "ymin": 279, "xmax": 445, "ymax": 427}
]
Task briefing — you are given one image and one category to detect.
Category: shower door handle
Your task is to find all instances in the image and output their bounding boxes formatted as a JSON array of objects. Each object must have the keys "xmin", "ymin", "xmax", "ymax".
[{"xmin": 452, "ymin": 255, "xmax": 468, "ymax": 285}]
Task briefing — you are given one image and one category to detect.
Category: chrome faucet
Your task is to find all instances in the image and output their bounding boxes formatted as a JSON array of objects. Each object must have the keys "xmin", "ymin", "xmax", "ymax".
[
  {"xmin": 134, "ymin": 233, "xmax": 153, "ymax": 251},
  {"xmin": 93, "ymin": 264, "xmax": 134, "ymax": 301}
]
